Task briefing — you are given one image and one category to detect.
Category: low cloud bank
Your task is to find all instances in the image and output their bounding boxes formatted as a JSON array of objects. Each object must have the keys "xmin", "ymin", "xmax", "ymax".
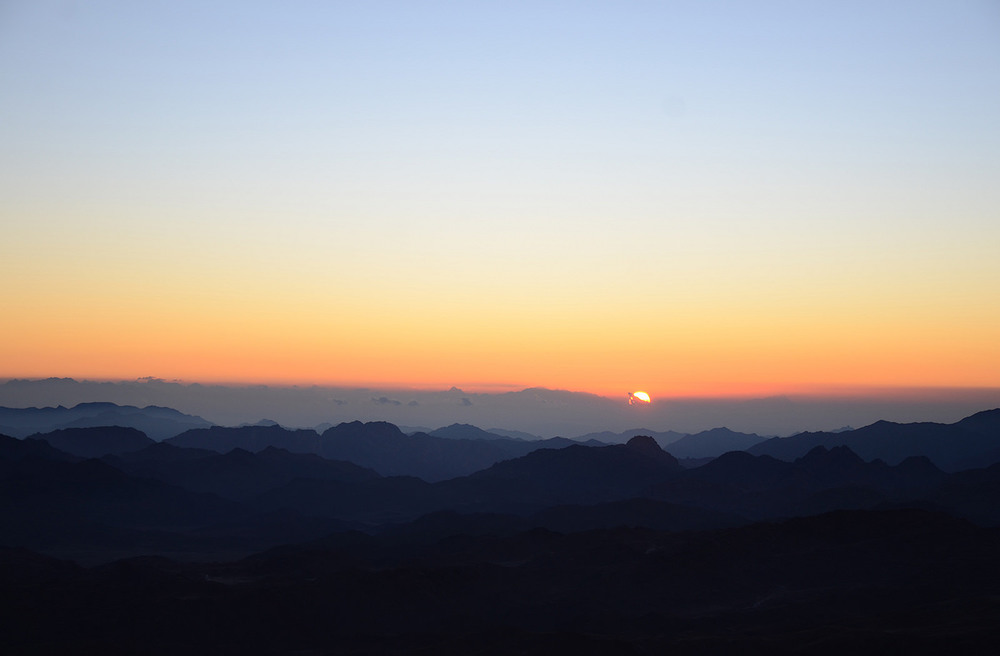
[{"xmin": 1, "ymin": 378, "xmax": 998, "ymax": 438}]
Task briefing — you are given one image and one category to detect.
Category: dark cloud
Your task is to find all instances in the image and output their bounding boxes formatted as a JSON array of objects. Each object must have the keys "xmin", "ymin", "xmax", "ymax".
[
  {"xmin": 407, "ymin": 400, "xmax": 419, "ymax": 407},
  {"xmin": 459, "ymin": 397, "xmax": 473, "ymax": 407},
  {"xmin": 372, "ymin": 396, "xmax": 402, "ymax": 406}
]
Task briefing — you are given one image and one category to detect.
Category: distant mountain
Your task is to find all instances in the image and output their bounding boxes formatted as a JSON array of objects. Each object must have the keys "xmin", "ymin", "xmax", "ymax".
[
  {"xmin": 319, "ymin": 421, "xmax": 509, "ymax": 481},
  {"xmin": 0, "ymin": 402, "xmax": 211, "ymax": 440},
  {"xmin": 318, "ymin": 421, "xmax": 593, "ymax": 481},
  {"xmin": 486, "ymin": 427, "xmax": 542, "ymax": 441},
  {"xmin": 748, "ymin": 408, "xmax": 1000, "ymax": 471},
  {"xmin": 239, "ymin": 418, "xmax": 280, "ymax": 427},
  {"xmin": 572, "ymin": 427, "xmax": 687, "ymax": 446},
  {"xmin": 662, "ymin": 427, "xmax": 767, "ymax": 458},
  {"xmin": 569, "ymin": 427, "xmax": 766, "ymax": 456},
  {"xmin": 166, "ymin": 425, "xmax": 322, "ymax": 454},
  {"xmin": 7, "ymin": 412, "xmax": 1000, "ymax": 577},
  {"xmin": 31, "ymin": 426, "xmax": 155, "ymax": 458},
  {"xmin": 428, "ymin": 423, "xmax": 511, "ymax": 441},
  {"xmin": 163, "ymin": 421, "xmax": 594, "ymax": 482}
]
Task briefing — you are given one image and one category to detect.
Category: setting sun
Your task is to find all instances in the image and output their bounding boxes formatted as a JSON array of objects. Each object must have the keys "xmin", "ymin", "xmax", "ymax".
[{"xmin": 629, "ymin": 391, "xmax": 651, "ymax": 405}]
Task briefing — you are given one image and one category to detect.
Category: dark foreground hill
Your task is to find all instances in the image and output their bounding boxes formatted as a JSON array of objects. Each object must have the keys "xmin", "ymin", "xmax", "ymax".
[
  {"xmin": 0, "ymin": 435, "xmax": 355, "ymax": 562},
  {"xmin": 2, "ymin": 508, "xmax": 998, "ymax": 655}
]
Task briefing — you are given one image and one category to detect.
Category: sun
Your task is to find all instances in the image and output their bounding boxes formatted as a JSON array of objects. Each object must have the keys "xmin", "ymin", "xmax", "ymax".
[{"xmin": 628, "ymin": 391, "xmax": 651, "ymax": 405}]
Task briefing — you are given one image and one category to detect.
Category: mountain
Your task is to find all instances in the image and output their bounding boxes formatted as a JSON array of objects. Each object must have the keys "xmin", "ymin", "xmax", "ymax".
[
  {"xmin": 0, "ymin": 402, "xmax": 211, "ymax": 440},
  {"xmin": 0, "ymin": 436, "xmax": 353, "ymax": 561},
  {"xmin": 164, "ymin": 421, "xmax": 598, "ymax": 482},
  {"xmin": 106, "ymin": 443, "xmax": 380, "ymax": 501},
  {"xmin": 318, "ymin": 421, "xmax": 595, "ymax": 481},
  {"xmin": 486, "ymin": 427, "xmax": 543, "ymax": 440},
  {"xmin": 5, "ymin": 508, "xmax": 999, "ymax": 654},
  {"xmin": 572, "ymin": 427, "xmax": 687, "ymax": 446},
  {"xmin": 166, "ymin": 425, "xmax": 322, "ymax": 454},
  {"xmin": 434, "ymin": 436, "xmax": 684, "ymax": 513},
  {"xmin": 319, "ymin": 421, "xmax": 511, "ymax": 481},
  {"xmin": 926, "ymin": 462, "xmax": 1000, "ymax": 526},
  {"xmin": 0, "ymin": 447, "xmax": 238, "ymax": 553},
  {"xmin": 748, "ymin": 408, "xmax": 1000, "ymax": 470},
  {"xmin": 428, "ymin": 423, "xmax": 512, "ymax": 440},
  {"xmin": 31, "ymin": 426, "xmax": 155, "ymax": 458},
  {"xmin": 250, "ymin": 435, "xmax": 686, "ymax": 523},
  {"xmin": 0, "ymin": 434, "xmax": 78, "ymax": 466},
  {"xmin": 661, "ymin": 427, "xmax": 767, "ymax": 458},
  {"xmin": 648, "ymin": 445, "xmax": 950, "ymax": 520}
]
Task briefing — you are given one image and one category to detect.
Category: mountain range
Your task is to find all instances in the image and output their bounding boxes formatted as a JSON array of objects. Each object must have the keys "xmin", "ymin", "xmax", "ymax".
[
  {"xmin": 3, "ymin": 405, "xmax": 1000, "ymax": 652},
  {"xmin": 0, "ymin": 402, "xmax": 211, "ymax": 440},
  {"xmin": 749, "ymin": 408, "xmax": 1000, "ymax": 471},
  {"xmin": 3, "ymin": 430, "xmax": 1000, "ymax": 654},
  {"xmin": 5, "ymin": 410, "xmax": 1000, "ymax": 553},
  {"xmin": 12, "ymin": 403, "xmax": 1000, "ymax": 475}
]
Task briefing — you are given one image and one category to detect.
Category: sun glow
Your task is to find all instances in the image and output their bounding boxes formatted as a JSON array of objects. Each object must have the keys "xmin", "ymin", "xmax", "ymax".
[{"xmin": 629, "ymin": 391, "xmax": 651, "ymax": 405}]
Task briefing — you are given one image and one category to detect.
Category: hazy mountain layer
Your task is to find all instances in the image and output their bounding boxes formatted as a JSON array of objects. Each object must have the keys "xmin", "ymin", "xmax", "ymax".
[
  {"xmin": 750, "ymin": 408, "xmax": 1000, "ymax": 470},
  {"xmin": 0, "ymin": 402, "xmax": 211, "ymax": 440}
]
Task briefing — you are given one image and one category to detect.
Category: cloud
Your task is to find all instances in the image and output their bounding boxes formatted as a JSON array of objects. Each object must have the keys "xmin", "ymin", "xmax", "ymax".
[{"xmin": 3, "ymin": 378, "xmax": 999, "ymax": 438}]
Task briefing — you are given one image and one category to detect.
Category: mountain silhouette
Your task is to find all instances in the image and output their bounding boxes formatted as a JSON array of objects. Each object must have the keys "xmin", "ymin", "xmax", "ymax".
[
  {"xmin": 107, "ymin": 443, "xmax": 379, "ymax": 501},
  {"xmin": 573, "ymin": 427, "xmax": 687, "ymax": 445},
  {"xmin": 167, "ymin": 424, "xmax": 322, "ymax": 454},
  {"xmin": 4, "ymin": 508, "xmax": 998, "ymax": 654},
  {"xmin": 749, "ymin": 408, "xmax": 1000, "ymax": 470},
  {"xmin": 435, "ymin": 439, "xmax": 684, "ymax": 513},
  {"xmin": 646, "ymin": 444, "xmax": 954, "ymax": 520},
  {"xmin": 0, "ymin": 433, "xmax": 78, "ymax": 465},
  {"xmin": 428, "ymin": 423, "xmax": 512, "ymax": 440},
  {"xmin": 662, "ymin": 426, "xmax": 767, "ymax": 458},
  {"xmin": 0, "ymin": 402, "xmax": 211, "ymax": 440},
  {"xmin": 6, "ymin": 408, "xmax": 1000, "ymax": 575},
  {"xmin": 31, "ymin": 426, "xmax": 155, "ymax": 458},
  {"xmin": 318, "ymin": 421, "xmax": 589, "ymax": 481}
]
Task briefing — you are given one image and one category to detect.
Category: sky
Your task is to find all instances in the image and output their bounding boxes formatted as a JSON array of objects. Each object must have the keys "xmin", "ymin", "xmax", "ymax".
[{"xmin": 2, "ymin": 1, "xmax": 999, "ymax": 400}]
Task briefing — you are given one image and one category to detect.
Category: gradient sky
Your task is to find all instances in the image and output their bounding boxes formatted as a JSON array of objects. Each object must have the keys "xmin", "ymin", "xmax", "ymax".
[{"xmin": 2, "ymin": 1, "xmax": 999, "ymax": 398}]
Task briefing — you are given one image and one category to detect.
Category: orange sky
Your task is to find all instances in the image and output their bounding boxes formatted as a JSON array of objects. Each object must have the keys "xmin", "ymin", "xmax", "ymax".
[{"xmin": 2, "ymin": 2, "xmax": 999, "ymax": 397}]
